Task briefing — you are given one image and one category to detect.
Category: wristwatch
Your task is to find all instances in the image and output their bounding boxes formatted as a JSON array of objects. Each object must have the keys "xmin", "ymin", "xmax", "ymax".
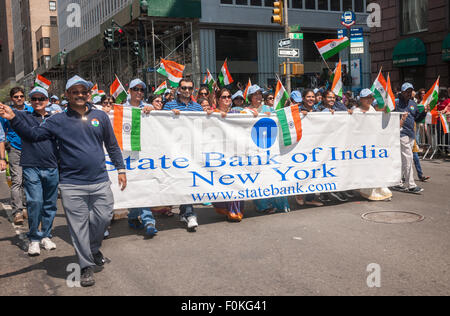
[{"xmin": 118, "ymin": 169, "xmax": 126, "ymax": 175}]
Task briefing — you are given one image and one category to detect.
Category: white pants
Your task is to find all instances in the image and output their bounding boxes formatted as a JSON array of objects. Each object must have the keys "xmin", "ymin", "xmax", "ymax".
[{"xmin": 400, "ymin": 136, "xmax": 417, "ymax": 189}]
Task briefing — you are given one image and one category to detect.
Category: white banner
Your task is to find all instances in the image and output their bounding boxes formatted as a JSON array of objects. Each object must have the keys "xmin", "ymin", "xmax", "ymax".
[{"xmin": 107, "ymin": 112, "xmax": 401, "ymax": 209}]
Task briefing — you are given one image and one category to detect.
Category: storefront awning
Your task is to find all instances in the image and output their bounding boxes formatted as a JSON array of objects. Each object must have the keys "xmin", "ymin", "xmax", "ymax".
[
  {"xmin": 442, "ymin": 34, "xmax": 450, "ymax": 62},
  {"xmin": 393, "ymin": 38, "xmax": 427, "ymax": 67}
]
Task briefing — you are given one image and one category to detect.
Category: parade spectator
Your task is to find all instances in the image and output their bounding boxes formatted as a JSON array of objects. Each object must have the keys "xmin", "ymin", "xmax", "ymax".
[
  {"xmin": 196, "ymin": 86, "xmax": 210, "ymax": 102},
  {"xmin": 0, "ymin": 75, "xmax": 127, "ymax": 287},
  {"xmin": 295, "ymin": 89, "xmax": 324, "ymax": 207},
  {"xmin": 9, "ymin": 87, "xmax": 59, "ymax": 256},
  {"xmin": 321, "ymin": 90, "xmax": 349, "ymax": 113},
  {"xmin": 392, "ymin": 83, "xmax": 429, "ymax": 194},
  {"xmin": 124, "ymin": 79, "xmax": 158, "ymax": 237},
  {"xmin": 124, "ymin": 79, "xmax": 153, "ymax": 114},
  {"xmin": 208, "ymin": 88, "xmax": 245, "ymax": 221},
  {"xmin": 231, "ymin": 90, "xmax": 245, "ymax": 111},
  {"xmin": 242, "ymin": 85, "xmax": 266, "ymax": 117},
  {"xmin": 148, "ymin": 94, "xmax": 164, "ymax": 110},
  {"xmin": 101, "ymin": 95, "xmax": 115, "ymax": 114},
  {"xmin": 290, "ymin": 91, "xmax": 303, "ymax": 108},
  {"xmin": 0, "ymin": 87, "xmax": 33, "ymax": 225},
  {"xmin": 415, "ymin": 89, "xmax": 426, "ymax": 104},
  {"xmin": 198, "ymin": 97, "xmax": 212, "ymax": 112},
  {"xmin": 315, "ymin": 90, "xmax": 323, "ymax": 107},
  {"xmin": 46, "ymin": 96, "xmax": 63, "ymax": 114},
  {"xmin": 263, "ymin": 92, "xmax": 275, "ymax": 111},
  {"xmin": 163, "ymin": 78, "xmax": 203, "ymax": 232}
]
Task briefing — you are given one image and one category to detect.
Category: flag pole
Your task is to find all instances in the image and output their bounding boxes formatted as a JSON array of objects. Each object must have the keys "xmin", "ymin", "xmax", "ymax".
[{"xmin": 314, "ymin": 41, "xmax": 332, "ymax": 72}]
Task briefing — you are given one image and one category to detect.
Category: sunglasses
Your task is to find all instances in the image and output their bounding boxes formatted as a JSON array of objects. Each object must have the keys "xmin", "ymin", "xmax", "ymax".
[
  {"xmin": 131, "ymin": 87, "xmax": 145, "ymax": 93},
  {"xmin": 267, "ymin": 97, "xmax": 274, "ymax": 100},
  {"xmin": 31, "ymin": 97, "xmax": 47, "ymax": 102},
  {"xmin": 199, "ymin": 92, "xmax": 208, "ymax": 96},
  {"xmin": 180, "ymin": 86, "xmax": 194, "ymax": 91},
  {"xmin": 70, "ymin": 90, "xmax": 89, "ymax": 96},
  {"xmin": 13, "ymin": 95, "xmax": 25, "ymax": 99},
  {"xmin": 103, "ymin": 102, "xmax": 114, "ymax": 105},
  {"xmin": 220, "ymin": 95, "xmax": 232, "ymax": 99}
]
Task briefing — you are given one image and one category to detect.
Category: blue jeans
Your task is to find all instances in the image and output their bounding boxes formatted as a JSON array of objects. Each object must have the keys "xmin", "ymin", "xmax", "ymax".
[
  {"xmin": 23, "ymin": 168, "xmax": 59, "ymax": 242},
  {"xmin": 413, "ymin": 152, "xmax": 423, "ymax": 178},
  {"xmin": 180, "ymin": 204, "xmax": 196, "ymax": 219},
  {"xmin": 128, "ymin": 207, "xmax": 155, "ymax": 227}
]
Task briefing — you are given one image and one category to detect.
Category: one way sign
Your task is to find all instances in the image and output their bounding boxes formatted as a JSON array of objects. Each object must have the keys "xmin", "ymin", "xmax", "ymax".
[
  {"xmin": 278, "ymin": 48, "xmax": 300, "ymax": 58},
  {"xmin": 278, "ymin": 38, "xmax": 291, "ymax": 48}
]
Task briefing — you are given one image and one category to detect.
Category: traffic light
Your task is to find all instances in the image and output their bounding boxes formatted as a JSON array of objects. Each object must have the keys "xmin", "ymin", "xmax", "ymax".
[
  {"xmin": 103, "ymin": 28, "xmax": 114, "ymax": 49},
  {"xmin": 271, "ymin": 1, "xmax": 284, "ymax": 25},
  {"xmin": 132, "ymin": 41, "xmax": 140, "ymax": 56},
  {"xmin": 112, "ymin": 27, "xmax": 125, "ymax": 50}
]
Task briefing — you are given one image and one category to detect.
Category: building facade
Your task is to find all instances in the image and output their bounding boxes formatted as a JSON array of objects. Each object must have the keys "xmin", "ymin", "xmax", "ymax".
[
  {"xmin": 370, "ymin": 0, "xmax": 450, "ymax": 91},
  {"xmin": 0, "ymin": 0, "xmax": 16, "ymax": 89}
]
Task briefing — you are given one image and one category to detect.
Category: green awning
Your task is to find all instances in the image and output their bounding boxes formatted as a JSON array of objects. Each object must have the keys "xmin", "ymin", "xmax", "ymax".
[
  {"xmin": 443, "ymin": 34, "xmax": 450, "ymax": 61},
  {"xmin": 147, "ymin": 0, "xmax": 201, "ymax": 18},
  {"xmin": 393, "ymin": 38, "xmax": 427, "ymax": 67}
]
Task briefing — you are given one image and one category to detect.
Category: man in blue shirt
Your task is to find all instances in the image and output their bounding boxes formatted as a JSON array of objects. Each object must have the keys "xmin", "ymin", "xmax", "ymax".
[
  {"xmin": 0, "ymin": 75, "xmax": 127, "ymax": 287},
  {"xmin": 0, "ymin": 87, "xmax": 34, "ymax": 225},
  {"xmin": 163, "ymin": 78, "xmax": 202, "ymax": 231},
  {"xmin": 392, "ymin": 83, "xmax": 429, "ymax": 194}
]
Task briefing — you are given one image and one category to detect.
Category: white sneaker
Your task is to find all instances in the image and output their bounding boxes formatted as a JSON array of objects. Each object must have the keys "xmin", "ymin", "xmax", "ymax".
[
  {"xmin": 28, "ymin": 242, "xmax": 41, "ymax": 256},
  {"xmin": 40, "ymin": 238, "xmax": 56, "ymax": 251},
  {"xmin": 182, "ymin": 216, "xmax": 198, "ymax": 231}
]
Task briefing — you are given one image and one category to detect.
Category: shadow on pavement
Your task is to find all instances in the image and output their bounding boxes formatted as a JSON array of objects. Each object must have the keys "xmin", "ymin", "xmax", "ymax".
[{"xmin": 0, "ymin": 255, "xmax": 78, "ymax": 281}]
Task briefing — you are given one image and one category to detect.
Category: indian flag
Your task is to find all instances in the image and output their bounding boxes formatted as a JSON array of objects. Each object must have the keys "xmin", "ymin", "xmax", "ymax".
[
  {"xmin": 276, "ymin": 105, "xmax": 303, "ymax": 147},
  {"xmin": 243, "ymin": 78, "xmax": 252, "ymax": 103},
  {"xmin": 35, "ymin": 74, "xmax": 51, "ymax": 90},
  {"xmin": 205, "ymin": 69, "xmax": 215, "ymax": 92},
  {"xmin": 420, "ymin": 77, "xmax": 440, "ymax": 110},
  {"xmin": 315, "ymin": 37, "xmax": 350, "ymax": 60},
  {"xmin": 385, "ymin": 73, "xmax": 396, "ymax": 113},
  {"xmin": 110, "ymin": 75, "xmax": 128, "ymax": 104},
  {"xmin": 112, "ymin": 105, "xmax": 141, "ymax": 152},
  {"xmin": 331, "ymin": 60, "xmax": 343, "ymax": 98},
  {"xmin": 155, "ymin": 81, "xmax": 167, "ymax": 95},
  {"xmin": 274, "ymin": 80, "xmax": 289, "ymax": 110},
  {"xmin": 157, "ymin": 59, "xmax": 185, "ymax": 87},
  {"xmin": 218, "ymin": 59, "xmax": 234, "ymax": 87},
  {"xmin": 439, "ymin": 113, "xmax": 449, "ymax": 134},
  {"xmin": 371, "ymin": 70, "xmax": 387, "ymax": 108}
]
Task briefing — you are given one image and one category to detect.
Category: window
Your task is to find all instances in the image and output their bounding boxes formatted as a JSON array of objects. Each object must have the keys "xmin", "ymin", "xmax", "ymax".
[
  {"xmin": 318, "ymin": 0, "xmax": 328, "ymax": 11},
  {"xmin": 330, "ymin": 0, "xmax": 341, "ymax": 11},
  {"xmin": 292, "ymin": 0, "xmax": 302, "ymax": 9},
  {"xmin": 343, "ymin": 0, "xmax": 352, "ymax": 11},
  {"xmin": 305, "ymin": 0, "xmax": 316, "ymax": 10},
  {"xmin": 49, "ymin": 1, "xmax": 56, "ymax": 11},
  {"xmin": 236, "ymin": 0, "xmax": 248, "ymax": 5},
  {"xmin": 401, "ymin": 0, "xmax": 428, "ymax": 34},
  {"xmin": 250, "ymin": 0, "xmax": 262, "ymax": 6},
  {"xmin": 355, "ymin": 0, "xmax": 365, "ymax": 12},
  {"xmin": 220, "ymin": 0, "xmax": 233, "ymax": 4},
  {"xmin": 43, "ymin": 37, "xmax": 50, "ymax": 48},
  {"xmin": 50, "ymin": 16, "xmax": 57, "ymax": 26}
]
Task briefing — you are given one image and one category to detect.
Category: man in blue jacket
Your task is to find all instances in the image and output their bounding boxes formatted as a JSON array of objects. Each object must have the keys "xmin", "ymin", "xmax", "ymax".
[
  {"xmin": 0, "ymin": 75, "xmax": 127, "ymax": 288},
  {"xmin": 12, "ymin": 87, "xmax": 59, "ymax": 256},
  {"xmin": 393, "ymin": 83, "xmax": 429, "ymax": 194},
  {"xmin": 0, "ymin": 87, "xmax": 34, "ymax": 225}
]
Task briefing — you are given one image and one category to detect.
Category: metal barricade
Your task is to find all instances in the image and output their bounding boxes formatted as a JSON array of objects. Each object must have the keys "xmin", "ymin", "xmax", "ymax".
[
  {"xmin": 417, "ymin": 123, "xmax": 432, "ymax": 159},
  {"xmin": 429, "ymin": 122, "xmax": 450, "ymax": 160}
]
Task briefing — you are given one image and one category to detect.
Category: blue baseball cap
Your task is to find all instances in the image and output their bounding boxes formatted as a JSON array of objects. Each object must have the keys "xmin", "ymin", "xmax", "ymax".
[
  {"xmin": 291, "ymin": 91, "xmax": 302, "ymax": 103},
  {"xmin": 29, "ymin": 87, "xmax": 49, "ymax": 99},
  {"xmin": 50, "ymin": 95, "xmax": 59, "ymax": 101},
  {"xmin": 401, "ymin": 83, "xmax": 414, "ymax": 92},
  {"xmin": 359, "ymin": 88, "xmax": 374, "ymax": 98},
  {"xmin": 129, "ymin": 79, "xmax": 147, "ymax": 90},
  {"xmin": 247, "ymin": 85, "xmax": 264, "ymax": 97},
  {"xmin": 66, "ymin": 75, "xmax": 94, "ymax": 91},
  {"xmin": 232, "ymin": 90, "xmax": 244, "ymax": 100}
]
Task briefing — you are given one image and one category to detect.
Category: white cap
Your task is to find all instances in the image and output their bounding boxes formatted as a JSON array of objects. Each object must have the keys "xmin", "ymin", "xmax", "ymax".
[
  {"xmin": 66, "ymin": 75, "xmax": 94, "ymax": 91},
  {"xmin": 29, "ymin": 87, "xmax": 49, "ymax": 99},
  {"xmin": 359, "ymin": 88, "xmax": 374, "ymax": 98},
  {"xmin": 129, "ymin": 79, "xmax": 147, "ymax": 90},
  {"xmin": 401, "ymin": 83, "xmax": 414, "ymax": 92},
  {"xmin": 247, "ymin": 85, "xmax": 264, "ymax": 97},
  {"xmin": 232, "ymin": 90, "xmax": 244, "ymax": 100}
]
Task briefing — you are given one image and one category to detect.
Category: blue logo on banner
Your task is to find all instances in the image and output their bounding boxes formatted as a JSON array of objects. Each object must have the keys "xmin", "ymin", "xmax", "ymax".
[{"xmin": 251, "ymin": 118, "xmax": 278, "ymax": 149}]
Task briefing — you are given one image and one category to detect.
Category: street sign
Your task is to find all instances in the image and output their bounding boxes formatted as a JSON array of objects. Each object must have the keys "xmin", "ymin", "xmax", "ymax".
[
  {"xmin": 338, "ymin": 27, "xmax": 363, "ymax": 38},
  {"xmin": 341, "ymin": 11, "xmax": 356, "ymax": 28},
  {"xmin": 278, "ymin": 48, "xmax": 300, "ymax": 58},
  {"xmin": 279, "ymin": 38, "xmax": 291, "ymax": 48},
  {"xmin": 351, "ymin": 47, "xmax": 364, "ymax": 55},
  {"xmin": 289, "ymin": 33, "xmax": 304, "ymax": 40},
  {"xmin": 289, "ymin": 25, "xmax": 301, "ymax": 33},
  {"xmin": 351, "ymin": 37, "xmax": 364, "ymax": 48}
]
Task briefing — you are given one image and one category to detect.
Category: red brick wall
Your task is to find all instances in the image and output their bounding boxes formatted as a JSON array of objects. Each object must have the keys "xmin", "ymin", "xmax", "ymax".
[{"xmin": 369, "ymin": 0, "xmax": 449, "ymax": 90}]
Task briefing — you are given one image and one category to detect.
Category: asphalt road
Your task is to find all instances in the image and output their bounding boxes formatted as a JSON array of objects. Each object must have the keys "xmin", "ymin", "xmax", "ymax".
[{"xmin": 0, "ymin": 160, "xmax": 449, "ymax": 296}]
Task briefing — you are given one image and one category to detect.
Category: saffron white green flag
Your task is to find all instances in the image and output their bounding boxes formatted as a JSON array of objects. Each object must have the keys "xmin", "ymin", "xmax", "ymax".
[
  {"xmin": 385, "ymin": 74, "xmax": 396, "ymax": 113},
  {"xmin": 371, "ymin": 70, "xmax": 387, "ymax": 108},
  {"xmin": 155, "ymin": 81, "xmax": 168, "ymax": 95},
  {"xmin": 274, "ymin": 80, "xmax": 289, "ymax": 110},
  {"xmin": 331, "ymin": 60, "xmax": 343, "ymax": 98},
  {"xmin": 315, "ymin": 37, "xmax": 350, "ymax": 60},
  {"xmin": 110, "ymin": 76, "xmax": 128, "ymax": 104},
  {"xmin": 420, "ymin": 77, "xmax": 440, "ymax": 110},
  {"xmin": 218, "ymin": 59, "xmax": 234, "ymax": 87},
  {"xmin": 112, "ymin": 105, "xmax": 141, "ymax": 152},
  {"xmin": 35, "ymin": 75, "xmax": 51, "ymax": 90},
  {"xmin": 206, "ymin": 69, "xmax": 215, "ymax": 92},
  {"xmin": 276, "ymin": 105, "xmax": 303, "ymax": 146}
]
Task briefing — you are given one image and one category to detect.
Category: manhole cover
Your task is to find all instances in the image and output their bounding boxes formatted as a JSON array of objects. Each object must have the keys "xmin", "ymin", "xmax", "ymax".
[{"xmin": 362, "ymin": 211, "xmax": 424, "ymax": 224}]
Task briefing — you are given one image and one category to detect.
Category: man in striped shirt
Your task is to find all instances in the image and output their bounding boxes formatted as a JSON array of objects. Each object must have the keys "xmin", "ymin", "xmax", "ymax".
[{"xmin": 163, "ymin": 78, "xmax": 202, "ymax": 231}]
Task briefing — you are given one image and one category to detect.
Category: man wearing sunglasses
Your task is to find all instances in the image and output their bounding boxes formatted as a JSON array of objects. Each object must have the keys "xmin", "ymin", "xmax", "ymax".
[
  {"xmin": 123, "ymin": 79, "xmax": 153, "ymax": 114},
  {"xmin": 123, "ymin": 79, "xmax": 158, "ymax": 236},
  {"xmin": 8, "ymin": 87, "xmax": 59, "ymax": 256},
  {"xmin": 163, "ymin": 78, "xmax": 203, "ymax": 232},
  {"xmin": 0, "ymin": 87, "xmax": 33, "ymax": 225},
  {"xmin": 0, "ymin": 75, "xmax": 127, "ymax": 287}
]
